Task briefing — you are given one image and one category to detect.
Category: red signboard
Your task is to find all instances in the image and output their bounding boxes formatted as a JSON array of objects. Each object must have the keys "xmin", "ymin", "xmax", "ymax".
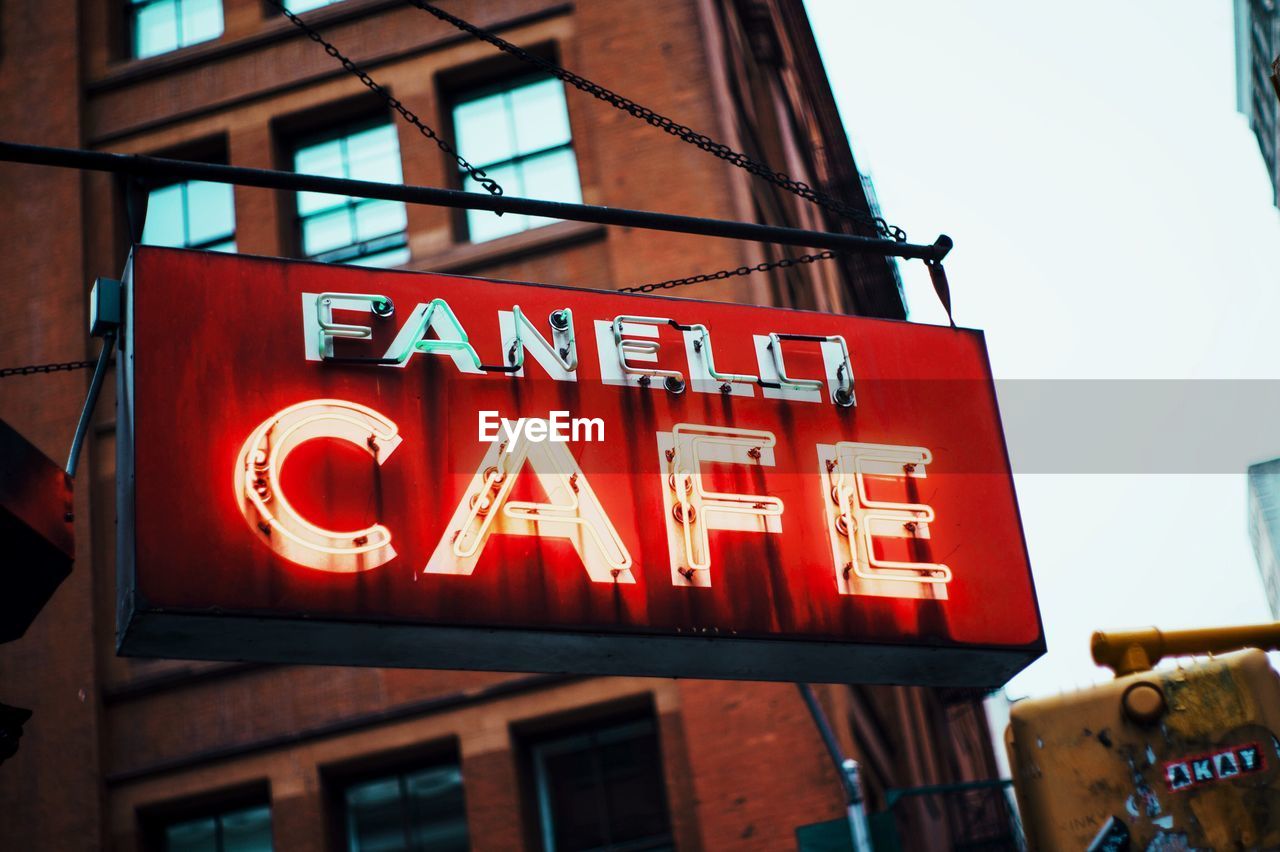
[{"xmin": 116, "ymin": 247, "xmax": 1042, "ymax": 686}]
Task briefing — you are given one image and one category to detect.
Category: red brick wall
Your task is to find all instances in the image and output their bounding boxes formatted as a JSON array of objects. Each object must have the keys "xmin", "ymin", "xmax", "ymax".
[{"xmin": 0, "ymin": 0, "xmax": 105, "ymax": 847}]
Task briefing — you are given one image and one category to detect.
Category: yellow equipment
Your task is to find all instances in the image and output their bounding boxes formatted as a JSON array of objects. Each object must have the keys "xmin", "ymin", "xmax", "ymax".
[{"xmin": 1006, "ymin": 624, "xmax": 1280, "ymax": 850}]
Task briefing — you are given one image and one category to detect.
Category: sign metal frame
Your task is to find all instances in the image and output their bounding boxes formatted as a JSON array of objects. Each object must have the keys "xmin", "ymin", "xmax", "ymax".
[{"xmin": 116, "ymin": 248, "xmax": 1043, "ymax": 687}]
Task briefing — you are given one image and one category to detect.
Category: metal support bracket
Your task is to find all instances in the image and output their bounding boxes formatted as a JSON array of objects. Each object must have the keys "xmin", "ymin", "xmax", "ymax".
[{"xmin": 66, "ymin": 276, "xmax": 122, "ymax": 477}]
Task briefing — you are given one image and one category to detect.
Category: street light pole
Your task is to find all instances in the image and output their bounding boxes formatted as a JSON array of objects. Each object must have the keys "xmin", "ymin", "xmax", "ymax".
[{"xmin": 796, "ymin": 683, "xmax": 874, "ymax": 852}]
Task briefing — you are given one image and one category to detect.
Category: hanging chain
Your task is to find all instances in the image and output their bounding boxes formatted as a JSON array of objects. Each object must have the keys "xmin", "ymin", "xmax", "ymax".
[
  {"xmin": 0, "ymin": 359, "xmax": 101, "ymax": 379},
  {"xmin": 621, "ymin": 250, "xmax": 838, "ymax": 294},
  {"xmin": 402, "ymin": 0, "xmax": 905, "ymax": 242},
  {"xmin": 266, "ymin": 0, "xmax": 503, "ymax": 197}
]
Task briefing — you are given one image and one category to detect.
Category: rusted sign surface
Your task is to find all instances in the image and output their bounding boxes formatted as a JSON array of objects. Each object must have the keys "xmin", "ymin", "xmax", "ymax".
[{"xmin": 116, "ymin": 247, "xmax": 1041, "ymax": 685}]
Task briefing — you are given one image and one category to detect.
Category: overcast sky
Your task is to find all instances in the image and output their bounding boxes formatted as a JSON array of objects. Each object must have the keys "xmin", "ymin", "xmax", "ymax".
[{"xmin": 804, "ymin": 0, "xmax": 1280, "ymax": 698}]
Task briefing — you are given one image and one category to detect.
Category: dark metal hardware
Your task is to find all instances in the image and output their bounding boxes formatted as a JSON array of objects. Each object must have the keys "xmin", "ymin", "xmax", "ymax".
[{"xmin": 0, "ymin": 141, "xmax": 953, "ymax": 262}]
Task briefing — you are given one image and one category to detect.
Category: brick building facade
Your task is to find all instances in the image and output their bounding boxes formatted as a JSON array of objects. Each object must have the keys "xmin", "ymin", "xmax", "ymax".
[{"xmin": 0, "ymin": 1, "xmax": 1005, "ymax": 849}]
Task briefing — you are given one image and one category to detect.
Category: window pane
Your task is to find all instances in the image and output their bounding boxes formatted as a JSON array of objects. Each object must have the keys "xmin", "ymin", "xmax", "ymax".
[
  {"xmin": 207, "ymin": 239, "xmax": 237, "ymax": 253},
  {"xmin": 510, "ymin": 78, "xmax": 573, "ymax": 157},
  {"xmin": 142, "ymin": 183, "xmax": 186, "ymax": 247},
  {"xmin": 345, "ymin": 766, "xmax": 468, "ymax": 852},
  {"xmin": 297, "ymin": 189, "xmax": 351, "ymax": 217},
  {"xmin": 405, "ymin": 766, "xmax": 468, "ymax": 852},
  {"xmin": 453, "ymin": 91, "xmax": 516, "ymax": 170},
  {"xmin": 220, "ymin": 806, "xmax": 273, "ymax": 852},
  {"xmin": 184, "ymin": 180, "xmax": 236, "ymax": 246},
  {"xmin": 599, "ymin": 736, "xmax": 671, "ymax": 847},
  {"xmin": 454, "ymin": 77, "xmax": 580, "ymax": 243},
  {"xmin": 519, "ymin": 148, "xmax": 581, "ymax": 205},
  {"xmin": 180, "ymin": 0, "xmax": 224, "ymax": 48},
  {"xmin": 164, "ymin": 816, "xmax": 218, "ymax": 852},
  {"xmin": 348, "ymin": 245, "xmax": 410, "ymax": 269},
  {"xmin": 543, "ymin": 748, "xmax": 609, "ymax": 851},
  {"xmin": 295, "ymin": 138, "xmax": 350, "ymax": 214},
  {"xmin": 294, "ymin": 123, "xmax": 407, "ymax": 265},
  {"xmin": 353, "ymin": 200, "xmax": 407, "ymax": 244},
  {"xmin": 284, "ymin": 0, "xmax": 339, "ymax": 11},
  {"xmin": 134, "ymin": 0, "xmax": 180, "ymax": 59},
  {"xmin": 346, "ymin": 125, "xmax": 403, "ymax": 185},
  {"xmin": 346, "ymin": 777, "xmax": 407, "ymax": 851},
  {"xmin": 518, "ymin": 147, "xmax": 580, "ymax": 231},
  {"xmin": 302, "ymin": 207, "xmax": 355, "ymax": 256},
  {"xmin": 295, "ymin": 138, "xmax": 346, "ymax": 178},
  {"xmin": 534, "ymin": 722, "xmax": 672, "ymax": 852}
]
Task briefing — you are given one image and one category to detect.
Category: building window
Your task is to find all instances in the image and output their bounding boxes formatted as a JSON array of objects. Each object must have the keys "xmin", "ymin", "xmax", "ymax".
[
  {"xmin": 292, "ymin": 121, "xmax": 410, "ymax": 267},
  {"xmin": 141, "ymin": 180, "xmax": 237, "ymax": 252},
  {"xmin": 282, "ymin": 0, "xmax": 342, "ymax": 12},
  {"xmin": 530, "ymin": 718, "xmax": 674, "ymax": 852},
  {"xmin": 452, "ymin": 75, "xmax": 582, "ymax": 243},
  {"xmin": 130, "ymin": 0, "xmax": 224, "ymax": 60},
  {"xmin": 161, "ymin": 804, "xmax": 272, "ymax": 852},
  {"xmin": 342, "ymin": 764, "xmax": 469, "ymax": 851}
]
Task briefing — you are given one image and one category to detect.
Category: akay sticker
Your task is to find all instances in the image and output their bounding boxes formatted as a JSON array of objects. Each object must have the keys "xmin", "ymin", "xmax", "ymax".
[{"xmin": 1164, "ymin": 743, "xmax": 1264, "ymax": 791}]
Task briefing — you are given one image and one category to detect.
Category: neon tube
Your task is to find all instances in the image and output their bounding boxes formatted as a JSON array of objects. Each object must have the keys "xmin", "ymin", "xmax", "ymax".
[{"xmin": 235, "ymin": 399, "xmax": 401, "ymax": 572}]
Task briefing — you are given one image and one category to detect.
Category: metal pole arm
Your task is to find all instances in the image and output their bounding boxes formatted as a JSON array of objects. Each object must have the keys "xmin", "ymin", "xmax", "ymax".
[
  {"xmin": 1092, "ymin": 622, "xmax": 1280, "ymax": 676},
  {"xmin": 0, "ymin": 140, "xmax": 952, "ymax": 263}
]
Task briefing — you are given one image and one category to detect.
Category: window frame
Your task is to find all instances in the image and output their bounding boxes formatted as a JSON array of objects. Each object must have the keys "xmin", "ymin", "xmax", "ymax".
[
  {"xmin": 131, "ymin": 138, "xmax": 234, "ymax": 259},
  {"xmin": 286, "ymin": 113, "xmax": 411, "ymax": 268},
  {"xmin": 524, "ymin": 713, "xmax": 674, "ymax": 852},
  {"xmin": 443, "ymin": 68, "xmax": 582, "ymax": 244},
  {"xmin": 138, "ymin": 781, "xmax": 272, "ymax": 852},
  {"xmin": 273, "ymin": 0, "xmax": 344, "ymax": 14},
  {"xmin": 126, "ymin": 0, "xmax": 225, "ymax": 60},
  {"xmin": 322, "ymin": 740, "xmax": 469, "ymax": 852},
  {"xmin": 141, "ymin": 178, "xmax": 238, "ymax": 253}
]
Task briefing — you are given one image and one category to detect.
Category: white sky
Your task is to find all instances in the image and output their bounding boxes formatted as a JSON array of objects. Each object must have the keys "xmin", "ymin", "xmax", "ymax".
[{"xmin": 804, "ymin": 0, "xmax": 1280, "ymax": 698}]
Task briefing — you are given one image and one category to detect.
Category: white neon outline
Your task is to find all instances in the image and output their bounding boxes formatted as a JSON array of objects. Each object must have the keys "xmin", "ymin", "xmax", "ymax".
[
  {"xmin": 825, "ymin": 442, "xmax": 951, "ymax": 588},
  {"xmin": 612, "ymin": 315, "xmax": 685, "ymax": 389},
  {"xmin": 315, "ymin": 292, "xmax": 390, "ymax": 345},
  {"xmin": 660, "ymin": 423, "xmax": 783, "ymax": 585},
  {"xmin": 763, "ymin": 332, "xmax": 856, "ymax": 406},
  {"xmin": 501, "ymin": 306, "xmax": 578, "ymax": 374},
  {"xmin": 235, "ymin": 399, "xmax": 401, "ymax": 572},
  {"xmin": 685, "ymin": 324, "xmax": 759, "ymax": 386},
  {"xmin": 427, "ymin": 423, "xmax": 634, "ymax": 583}
]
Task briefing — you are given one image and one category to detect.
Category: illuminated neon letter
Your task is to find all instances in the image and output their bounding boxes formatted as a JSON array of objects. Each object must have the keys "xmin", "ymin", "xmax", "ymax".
[
  {"xmin": 657, "ymin": 423, "xmax": 783, "ymax": 587},
  {"xmin": 752, "ymin": 333, "xmax": 855, "ymax": 407},
  {"xmin": 303, "ymin": 292, "xmax": 483, "ymax": 373},
  {"xmin": 425, "ymin": 422, "xmax": 634, "ymax": 583},
  {"xmin": 235, "ymin": 399, "xmax": 402, "ymax": 572},
  {"xmin": 681, "ymin": 324, "xmax": 758, "ymax": 397},
  {"xmin": 595, "ymin": 316, "xmax": 686, "ymax": 393},
  {"xmin": 498, "ymin": 307, "xmax": 577, "ymax": 379},
  {"xmin": 817, "ymin": 442, "xmax": 950, "ymax": 599}
]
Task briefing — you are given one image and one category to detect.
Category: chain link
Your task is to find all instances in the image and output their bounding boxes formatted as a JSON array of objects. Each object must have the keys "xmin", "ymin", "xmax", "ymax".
[
  {"xmin": 621, "ymin": 250, "xmax": 838, "ymax": 294},
  {"xmin": 404, "ymin": 0, "xmax": 905, "ymax": 242},
  {"xmin": 0, "ymin": 359, "xmax": 101, "ymax": 379},
  {"xmin": 267, "ymin": 0, "xmax": 503, "ymax": 197}
]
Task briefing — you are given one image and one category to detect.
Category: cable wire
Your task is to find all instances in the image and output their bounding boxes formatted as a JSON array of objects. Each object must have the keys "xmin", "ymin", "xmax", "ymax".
[
  {"xmin": 268, "ymin": 1, "xmax": 920, "ymax": 299},
  {"xmin": 621, "ymin": 250, "xmax": 838, "ymax": 293},
  {"xmin": 266, "ymin": 0, "xmax": 503, "ymax": 198},
  {"xmin": 0, "ymin": 358, "xmax": 103, "ymax": 379},
  {"xmin": 402, "ymin": 0, "xmax": 905, "ymax": 242}
]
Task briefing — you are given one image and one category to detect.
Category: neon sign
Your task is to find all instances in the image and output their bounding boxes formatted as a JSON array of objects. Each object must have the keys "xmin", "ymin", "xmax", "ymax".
[
  {"xmin": 119, "ymin": 248, "xmax": 1042, "ymax": 686},
  {"xmin": 235, "ymin": 399, "xmax": 402, "ymax": 573}
]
